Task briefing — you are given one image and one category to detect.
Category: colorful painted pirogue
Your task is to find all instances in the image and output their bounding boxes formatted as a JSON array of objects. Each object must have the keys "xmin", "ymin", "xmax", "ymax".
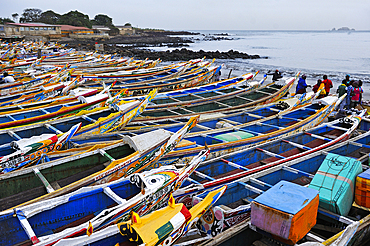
[
  {"xmin": 172, "ymin": 112, "xmax": 368, "ymax": 246},
  {"xmin": 0, "ymin": 116, "xmax": 199, "ymax": 211},
  {"xmin": 198, "ymin": 129, "xmax": 370, "ymax": 246},
  {"xmin": 76, "ymin": 58, "xmax": 199, "ymax": 79},
  {"xmin": 128, "ymin": 95, "xmax": 345, "ymax": 166},
  {"xmin": 0, "ymin": 88, "xmax": 156, "ymax": 159},
  {"xmin": 0, "ymin": 123, "xmax": 81, "ymax": 174},
  {"xmin": 130, "ymin": 73, "xmax": 296, "ymax": 122},
  {"xmin": 122, "ymin": 71, "xmax": 260, "ymax": 110},
  {"xmin": 0, "ymin": 148, "xmax": 210, "ymax": 246},
  {"xmin": 0, "ymin": 72, "xmax": 86, "ymax": 107},
  {"xmin": 0, "ymin": 90, "xmax": 107, "ymax": 130},
  {"xmin": 52, "ymin": 186, "xmax": 227, "ymax": 246}
]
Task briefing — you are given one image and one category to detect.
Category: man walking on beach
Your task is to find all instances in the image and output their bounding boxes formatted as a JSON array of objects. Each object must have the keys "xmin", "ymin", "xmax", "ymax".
[{"xmin": 322, "ymin": 75, "xmax": 333, "ymax": 96}]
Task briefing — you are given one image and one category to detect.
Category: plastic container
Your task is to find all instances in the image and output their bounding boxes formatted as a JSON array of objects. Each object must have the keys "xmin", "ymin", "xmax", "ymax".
[
  {"xmin": 355, "ymin": 168, "xmax": 370, "ymax": 208},
  {"xmin": 308, "ymin": 153, "xmax": 363, "ymax": 216},
  {"xmin": 251, "ymin": 180, "xmax": 319, "ymax": 245}
]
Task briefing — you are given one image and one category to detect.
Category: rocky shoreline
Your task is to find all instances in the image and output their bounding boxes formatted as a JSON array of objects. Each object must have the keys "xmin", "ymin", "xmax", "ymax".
[{"xmin": 59, "ymin": 31, "xmax": 265, "ymax": 61}]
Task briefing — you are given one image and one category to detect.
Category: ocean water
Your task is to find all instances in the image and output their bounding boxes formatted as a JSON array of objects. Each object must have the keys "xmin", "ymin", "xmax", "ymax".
[{"xmin": 152, "ymin": 30, "xmax": 370, "ymax": 95}]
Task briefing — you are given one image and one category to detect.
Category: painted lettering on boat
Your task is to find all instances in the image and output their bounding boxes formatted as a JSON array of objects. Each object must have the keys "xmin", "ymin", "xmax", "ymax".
[
  {"xmin": 1, "ymin": 156, "xmax": 25, "ymax": 168},
  {"xmin": 93, "ymin": 159, "xmax": 133, "ymax": 182}
]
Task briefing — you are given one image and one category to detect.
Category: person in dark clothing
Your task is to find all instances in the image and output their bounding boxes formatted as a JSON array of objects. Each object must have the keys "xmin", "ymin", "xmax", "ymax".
[
  {"xmin": 268, "ymin": 69, "xmax": 283, "ymax": 81},
  {"xmin": 337, "ymin": 81, "xmax": 347, "ymax": 111},
  {"xmin": 342, "ymin": 74, "xmax": 351, "ymax": 86},
  {"xmin": 295, "ymin": 74, "xmax": 309, "ymax": 94}
]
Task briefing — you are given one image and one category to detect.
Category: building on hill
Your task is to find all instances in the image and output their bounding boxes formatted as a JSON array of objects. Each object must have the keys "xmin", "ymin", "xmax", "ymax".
[
  {"xmin": 116, "ymin": 25, "xmax": 135, "ymax": 35},
  {"xmin": 59, "ymin": 25, "xmax": 93, "ymax": 37},
  {"xmin": 0, "ymin": 23, "xmax": 61, "ymax": 40},
  {"xmin": 92, "ymin": 25, "xmax": 110, "ymax": 35}
]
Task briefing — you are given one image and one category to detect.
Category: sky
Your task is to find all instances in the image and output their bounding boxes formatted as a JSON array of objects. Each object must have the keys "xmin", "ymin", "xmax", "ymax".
[{"xmin": 1, "ymin": 0, "xmax": 370, "ymax": 31}]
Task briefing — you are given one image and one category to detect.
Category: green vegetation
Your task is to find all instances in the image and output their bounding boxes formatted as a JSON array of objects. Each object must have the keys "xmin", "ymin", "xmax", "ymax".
[
  {"xmin": 0, "ymin": 17, "xmax": 14, "ymax": 24},
  {"xmin": 1, "ymin": 8, "xmax": 123, "ymax": 33}
]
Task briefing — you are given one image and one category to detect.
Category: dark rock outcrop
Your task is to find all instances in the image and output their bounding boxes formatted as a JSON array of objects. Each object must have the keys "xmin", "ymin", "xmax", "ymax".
[{"xmin": 60, "ymin": 31, "xmax": 265, "ymax": 61}]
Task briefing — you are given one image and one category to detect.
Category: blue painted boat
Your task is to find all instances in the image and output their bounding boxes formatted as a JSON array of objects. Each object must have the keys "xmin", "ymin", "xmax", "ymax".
[
  {"xmin": 116, "ymin": 71, "xmax": 259, "ymax": 110},
  {"xmin": 174, "ymin": 117, "xmax": 370, "ymax": 246},
  {"xmin": 0, "ymin": 116, "xmax": 199, "ymax": 211},
  {"xmin": 0, "ymin": 89, "xmax": 156, "ymax": 157},
  {"xmin": 0, "ymin": 123, "xmax": 81, "ymax": 174},
  {"xmin": 0, "ymin": 148, "xmax": 209, "ymax": 246},
  {"xmin": 148, "ymin": 95, "xmax": 344, "ymax": 166},
  {"xmin": 54, "ymin": 185, "xmax": 227, "ymax": 246}
]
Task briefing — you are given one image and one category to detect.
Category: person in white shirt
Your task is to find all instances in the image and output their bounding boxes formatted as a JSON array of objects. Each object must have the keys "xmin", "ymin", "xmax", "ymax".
[{"xmin": 3, "ymin": 72, "xmax": 15, "ymax": 83}]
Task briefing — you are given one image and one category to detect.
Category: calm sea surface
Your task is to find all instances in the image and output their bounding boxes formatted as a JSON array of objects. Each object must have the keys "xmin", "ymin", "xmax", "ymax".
[{"xmin": 153, "ymin": 30, "xmax": 370, "ymax": 92}]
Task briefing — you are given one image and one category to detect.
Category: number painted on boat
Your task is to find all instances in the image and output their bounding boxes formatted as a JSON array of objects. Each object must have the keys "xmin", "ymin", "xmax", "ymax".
[{"xmin": 1, "ymin": 156, "xmax": 25, "ymax": 168}]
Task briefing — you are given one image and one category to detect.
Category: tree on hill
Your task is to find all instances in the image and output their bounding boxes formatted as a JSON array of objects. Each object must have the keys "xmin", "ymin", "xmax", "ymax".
[
  {"xmin": 0, "ymin": 18, "xmax": 14, "ymax": 24},
  {"xmin": 11, "ymin": 13, "xmax": 19, "ymax": 22},
  {"xmin": 20, "ymin": 8, "xmax": 42, "ymax": 22},
  {"xmin": 57, "ymin": 10, "xmax": 92, "ymax": 28},
  {"xmin": 92, "ymin": 14, "xmax": 119, "ymax": 35},
  {"xmin": 39, "ymin": 10, "xmax": 61, "ymax": 24},
  {"xmin": 92, "ymin": 14, "xmax": 113, "ymax": 27}
]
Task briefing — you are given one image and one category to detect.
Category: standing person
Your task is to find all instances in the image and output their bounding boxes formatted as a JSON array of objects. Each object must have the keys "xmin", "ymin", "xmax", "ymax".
[
  {"xmin": 214, "ymin": 70, "xmax": 221, "ymax": 81},
  {"xmin": 342, "ymin": 74, "xmax": 351, "ymax": 86},
  {"xmin": 322, "ymin": 75, "xmax": 333, "ymax": 96},
  {"xmin": 313, "ymin": 79, "xmax": 326, "ymax": 98},
  {"xmin": 358, "ymin": 80, "xmax": 363, "ymax": 105},
  {"xmin": 346, "ymin": 80, "xmax": 354, "ymax": 109},
  {"xmin": 337, "ymin": 80, "xmax": 347, "ymax": 111},
  {"xmin": 350, "ymin": 81, "xmax": 363, "ymax": 109},
  {"xmin": 295, "ymin": 74, "xmax": 308, "ymax": 94},
  {"xmin": 267, "ymin": 69, "xmax": 283, "ymax": 81}
]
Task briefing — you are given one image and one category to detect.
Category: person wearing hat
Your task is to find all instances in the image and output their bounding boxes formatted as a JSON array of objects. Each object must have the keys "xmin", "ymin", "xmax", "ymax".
[{"xmin": 295, "ymin": 74, "xmax": 309, "ymax": 94}]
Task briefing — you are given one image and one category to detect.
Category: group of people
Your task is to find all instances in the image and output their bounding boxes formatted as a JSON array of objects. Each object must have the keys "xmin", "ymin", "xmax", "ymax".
[
  {"xmin": 337, "ymin": 74, "xmax": 363, "ymax": 110},
  {"xmin": 295, "ymin": 73, "xmax": 363, "ymax": 110}
]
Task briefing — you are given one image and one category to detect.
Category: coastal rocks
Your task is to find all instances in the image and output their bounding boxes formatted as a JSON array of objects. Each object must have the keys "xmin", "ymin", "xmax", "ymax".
[
  {"xmin": 60, "ymin": 31, "xmax": 264, "ymax": 61},
  {"xmin": 106, "ymin": 47, "xmax": 263, "ymax": 61}
]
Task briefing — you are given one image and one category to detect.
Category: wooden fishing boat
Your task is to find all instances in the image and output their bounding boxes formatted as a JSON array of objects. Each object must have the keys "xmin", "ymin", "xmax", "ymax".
[
  {"xmin": 79, "ymin": 59, "xmax": 213, "ymax": 91},
  {"xmin": 0, "ymin": 123, "xmax": 81, "ymax": 174},
  {"xmin": 7, "ymin": 148, "xmax": 210, "ymax": 246},
  {"xmin": 0, "ymin": 149, "xmax": 208, "ymax": 246},
  {"xmin": 131, "ymin": 73, "xmax": 297, "ymax": 122},
  {"xmin": 121, "ymin": 71, "xmax": 260, "ymax": 110},
  {"xmin": 71, "ymin": 58, "xmax": 158, "ymax": 74},
  {"xmin": 76, "ymin": 59, "xmax": 195, "ymax": 80},
  {"xmin": 0, "ymin": 91, "xmax": 108, "ymax": 129},
  {"xmin": 173, "ymin": 113, "xmax": 369, "ymax": 246},
  {"xmin": 0, "ymin": 70, "xmax": 54, "ymax": 91},
  {"xmin": 0, "ymin": 89, "xmax": 156, "ymax": 166},
  {"xmin": 53, "ymin": 186, "xmax": 227, "ymax": 246},
  {"xmin": 0, "ymin": 73, "xmax": 84, "ymax": 107},
  {"xmin": 0, "ymin": 116, "xmax": 199, "ymax": 211},
  {"xmin": 61, "ymin": 95, "xmax": 341, "ymax": 171},
  {"xmin": 0, "ymin": 87, "xmax": 98, "ymax": 117},
  {"xmin": 136, "ymin": 95, "xmax": 344, "ymax": 166},
  {"xmin": 84, "ymin": 63, "xmax": 222, "ymax": 97}
]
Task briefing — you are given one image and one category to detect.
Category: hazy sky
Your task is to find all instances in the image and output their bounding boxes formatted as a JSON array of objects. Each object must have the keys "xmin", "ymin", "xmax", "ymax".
[{"xmin": 1, "ymin": 0, "xmax": 369, "ymax": 31}]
